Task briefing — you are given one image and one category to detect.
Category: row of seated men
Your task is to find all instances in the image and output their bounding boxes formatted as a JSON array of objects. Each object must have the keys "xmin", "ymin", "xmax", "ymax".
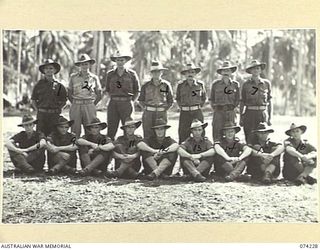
[{"xmin": 5, "ymin": 114, "xmax": 317, "ymax": 186}]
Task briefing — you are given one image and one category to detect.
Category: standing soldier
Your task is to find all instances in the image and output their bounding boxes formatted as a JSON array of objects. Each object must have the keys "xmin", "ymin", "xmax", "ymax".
[
  {"xmin": 176, "ymin": 63, "xmax": 207, "ymax": 144},
  {"xmin": 31, "ymin": 59, "xmax": 67, "ymax": 136},
  {"xmin": 240, "ymin": 60, "xmax": 272, "ymax": 143},
  {"xmin": 210, "ymin": 61, "xmax": 240, "ymax": 141},
  {"xmin": 105, "ymin": 51, "xmax": 140, "ymax": 140},
  {"xmin": 138, "ymin": 61, "xmax": 173, "ymax": 138},
  {"xmin": 68, "ymin": 54, "xmax": 102, "ymax": 138}
]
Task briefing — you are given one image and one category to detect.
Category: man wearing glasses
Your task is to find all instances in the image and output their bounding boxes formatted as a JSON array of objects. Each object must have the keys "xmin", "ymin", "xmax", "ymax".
[{"xmin": 104, "ymin": 51, "xmax": 140, "ymax": 140}]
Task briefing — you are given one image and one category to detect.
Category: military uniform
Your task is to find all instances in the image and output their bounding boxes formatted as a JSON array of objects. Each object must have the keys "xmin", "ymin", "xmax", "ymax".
[
  {"xmin": 241, "ymin": 77, "xmax": 271, "ymax": 143},
  {"xmin": 9, "ymin": 131, "xmax": 46, "ymax": 172},
  {"xmin": 180, "ymin": 136, "xmax": 214, "ymax": 177},
  {"xmin": 210, "ymin": 79, "xmax": 239, "ymax": 140},
  {"xmin": 68, "ymin": 71, "xmax": 101, "ymax": 137},
  {"xmin": 79, "ymin": 133, "xmax": 113, "ymax": 174},
  {"xmin": 105, "ymin": 68, "xmax": 140, "ymax": 140},
  {"xmin": 283, "ymin": 138, "xmax": 317, "ymax": 181},
  {"xmin": 246, "ymin": 134, "xmax": 281, "ymax": 179},
  {"xmin": 113, "ymin": 134, "xmax": 143, "ymax": 178},
  {"xmin": 176, "ymin": 79, "xmax": 206, "ymax": 143},
  {"xmin": 140, "ymin": 136, "xmax": 177, "ymax": 176},
  {"xmin": 31, "ymin": 78, "xmax": 67, "ymax": 136},
  {"xmin": 213, "ymin": 137, "xmax": 247, "ymax": 178},
  {"xmin": 138, "ymin": 78, "xmax": 173, "ymax": 138},
  {"xmin": 47, "ymin": 131, "xmax": 77, "ymax": 172}
]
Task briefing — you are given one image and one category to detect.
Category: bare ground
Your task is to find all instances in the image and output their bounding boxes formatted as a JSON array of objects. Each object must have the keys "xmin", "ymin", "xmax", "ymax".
[{"xmin": 1, "ymin": 112, "xmax": 318, "ymax": 223}]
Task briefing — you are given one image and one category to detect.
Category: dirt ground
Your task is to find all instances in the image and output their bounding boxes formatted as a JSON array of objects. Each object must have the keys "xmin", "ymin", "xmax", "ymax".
[{"xmin": 1, "ymin": 111, "xmax": 319, "ymax": 223}]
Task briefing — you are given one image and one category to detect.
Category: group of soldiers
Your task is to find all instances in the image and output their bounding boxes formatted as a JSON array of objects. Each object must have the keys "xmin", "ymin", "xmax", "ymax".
[{"xmin": 5, "ymin": 51, "xmax": 317, "ymax": 185}]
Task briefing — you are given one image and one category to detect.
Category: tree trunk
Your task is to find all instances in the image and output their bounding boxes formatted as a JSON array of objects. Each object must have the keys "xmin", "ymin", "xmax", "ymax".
[
  {"xmin": 7, "ymin": 30, "xmax": 12, "ymax": 66},
  {"xmin": 295, "ymin": 31, "xmax": 304, "ymax": 116},
  {"xmin": 17, "ymin": 30, "xmax": 22, "ymax": 103},
  {"xmin": 92, "ymin": 31, "xmax": 99, "ymax": 74},
  {"xmin": 195, "ymin": 31, "xmax": 200, "ymax": 64},
  {"xmin": 38, "ymin": 31, "xmax": 43, "ymax": 80},
  {"xmin": 268, "ymin": 30, "xmax": 274, "ymax": 81}
]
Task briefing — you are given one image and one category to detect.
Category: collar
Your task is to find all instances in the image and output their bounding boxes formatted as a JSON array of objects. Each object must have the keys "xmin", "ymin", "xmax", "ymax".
[
  {"xmin": 185, "ymin": 79, "xmax": 198, "ymax": 87},
  {"xmin": 115, "ymin": 67, "xmax": 129, "ymax": 75},
  {"xmin": 219, "ymin": 78, "xmax": 233, "ymax": 85},
  {"xmin": 79, "ymin": 71, "xmax": 94, "ymax": 78},
  {"xmin": 44, "ymin": 76, "xmax": 57, "ymax": 83},
  {"xmin": 250, "ymin": 77, "xmax": 263, "ymax": 84},
  {"xmin": 151, "ymin": 78, "xmax": 164, "ymax": 86}
]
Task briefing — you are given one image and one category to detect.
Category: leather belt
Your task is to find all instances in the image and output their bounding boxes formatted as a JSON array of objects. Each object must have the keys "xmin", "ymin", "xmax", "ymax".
[
  {"xmin": 111, "ymin": 96, "xmax": 132, "ymax": 101},
  {"xmin": 72, "ymin": 99, "xmax": 94, "ymax": 104},
  {"xmin": 145, "ymin": 106, "xmax": 166, "ymax": 112},
  {"xmin": 181, "ymin": 105, "xmax": 200, "ymax": 111},
  {"xmin": 214, "ymin": 104, "xmax": 235, "ymax": 111},
  {"xmin": 247, "ymin": 105, "xmax": 267, "ymax": 110},
  {"xmin": 38, "ymin": 108, "xmax": 60, "ymax": 113}
]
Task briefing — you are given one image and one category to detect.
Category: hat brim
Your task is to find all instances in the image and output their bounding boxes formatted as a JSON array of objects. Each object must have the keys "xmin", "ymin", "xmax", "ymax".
[
  {"xmin": 191, "ymin": 122, "xmax": 208, "ymax": 130},
  {"xmin": 75, "ymin": 59, "xmax": 96, "ymax": 66},
  {"xmin": 120, "ymin": 121, "xmax": 142, "ymax": 130},
  {"xmin": 18, "ymin": 119, "xmax": 38, "ymax": 127},
  {"xmin": 85, "ymin": 122, "xmax": 107, "ymax": 130},
  {"xmin": 222, "ymin": 126, "xmax": 241, "ymax": 134},
  {"xmin": 55, "ymin": 120, "xmax": 74, "ymax": 127},
  {"xmin": 39, "ymin": 63, "xmax": 61, "ymax": 74},
  {"xmin": 252, "ymin": 128, "xmax": 274, "ymax": 134},
  {"xmin": 110, "ymin": 56, "xmax": 132, "ymax": 62},
  {"xmin": 246, "ymin": 63, "xmax": 266, "ymax": 73},
  {"xmin": 285, "ymin": 125, "xmax": 307, "ymax": 136},
  {"xmin": 217, "ymin": 66, "xmax": 237, "ymax": 75},
  {"xmin": 152, "ymin": 124, "xmax": 171, "ymax": 129},
  {"xmin": 150, "ymin": 67, "xmax": 168, "ymax": 72},
  {"xmin": 181, "ymin": 68, "xmax": 201, "ymax": 75}
]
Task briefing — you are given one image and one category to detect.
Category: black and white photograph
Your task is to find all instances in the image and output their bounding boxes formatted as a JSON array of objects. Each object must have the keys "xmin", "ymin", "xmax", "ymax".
[{"xmin": 1, "ymin": 29, "xmax": 318, "ymax": 224}]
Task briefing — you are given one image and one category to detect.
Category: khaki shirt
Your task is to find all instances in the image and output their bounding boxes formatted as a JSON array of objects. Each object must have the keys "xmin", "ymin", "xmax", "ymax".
[
  {"xmin": 176, "ymin": 79, "xmax": 206, "ymax": 107},
  {"xmin": 69, "ymin": 71, "xmax": 101, "ymax": 100}
]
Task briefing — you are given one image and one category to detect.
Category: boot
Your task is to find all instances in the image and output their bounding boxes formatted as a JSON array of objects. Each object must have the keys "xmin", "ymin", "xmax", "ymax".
[
  {"xmin": 194, "ymin": 173, "xmax": 206, "ymax": 182},
  {"xmin": 305, "ymin": 176, "xmax": 317, "ymax": 185},
  {"xmin": 63, "ymin": 165, "xmax": 76, "ymax": 175},
  {"xmin": 262, "ymin": 171, "xmax": 272, "ymax": 184}
]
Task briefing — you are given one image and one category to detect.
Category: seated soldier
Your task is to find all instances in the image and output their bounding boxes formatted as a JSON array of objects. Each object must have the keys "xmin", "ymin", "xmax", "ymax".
[
  {"xmin": 137, "ymin": 118, "xmax": 179, "ymax": 180},
  {"xmin": 77, "ymin": 118, "xmax": 115, "ymax": 176},
  {"xmin": 106, "ymin": 117, "xmax": 143, "ymax": 179},
  {"xmin": 213, "ymin": 122, "xmax": 252, "ymax": 182},
  {"xmin": 46, "ymin": 116, "xmax": 78, "ymax": 175},
  {"xmin": 283, "ymin": 123, "xmax": 317, "ymax": 185},
  {"xmin": 178, "ymin": 119, "xmax": 215, "ymax": 182},
  {"xmin": 246, "ymin": 122, "xmax": 284, "ymax": 184},
  {"xmin": 5, "ymin": 114, "xmax": 46, "ymax": 173}
]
